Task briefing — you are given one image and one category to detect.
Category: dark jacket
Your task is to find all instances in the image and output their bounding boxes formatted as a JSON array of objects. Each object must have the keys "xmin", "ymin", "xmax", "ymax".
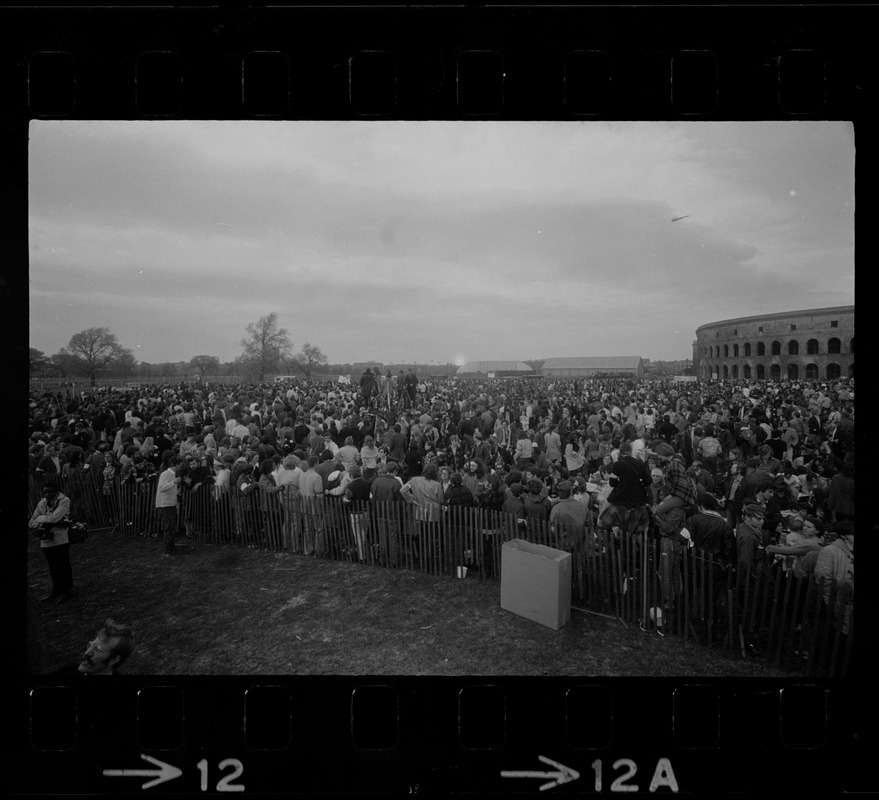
[{"xmin": 607, "ymin": 456, "xmax": 650, "ymax": 506}]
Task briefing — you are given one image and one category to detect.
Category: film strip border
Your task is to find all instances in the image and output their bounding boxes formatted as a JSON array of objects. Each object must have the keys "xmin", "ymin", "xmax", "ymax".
[
  {"xmin": 8, "ymin": 6, "xmax": 875, "ymax": 798},
  {"xmin": 14, "ymin": 678, "xmax": 872, "ymax": 795},
  {"xmin": 3, "ymin": 6, "xmax": 873, "ymax": 120}
]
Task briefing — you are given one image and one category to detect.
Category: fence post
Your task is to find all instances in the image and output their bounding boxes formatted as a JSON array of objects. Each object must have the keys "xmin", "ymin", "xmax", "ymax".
[
  {"xmin": 765, "ymin": 567, "xmax": 785, "ymax": 660},
  {"xmin": 815, "ymin": 578, "xmax": 838, "ymax": 677},
  {"xmin": 773, "ymin": 571, "xmax": 795, "ymax": 667},
  {"xmin": 805, "ymin": 576, "xmax": 827, "ymax": 676}
]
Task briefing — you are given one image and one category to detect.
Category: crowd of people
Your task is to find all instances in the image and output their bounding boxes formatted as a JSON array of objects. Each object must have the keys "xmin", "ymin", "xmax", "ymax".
[{"xmin": 28, "ymin": 371, "xmax": 855, "ymax": 647}]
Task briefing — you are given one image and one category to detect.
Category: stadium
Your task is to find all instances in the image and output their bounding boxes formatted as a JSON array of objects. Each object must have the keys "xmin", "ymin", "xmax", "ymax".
[{"xmin": 693, "ymin": 306, "xmax": 854, "ymax": 381}]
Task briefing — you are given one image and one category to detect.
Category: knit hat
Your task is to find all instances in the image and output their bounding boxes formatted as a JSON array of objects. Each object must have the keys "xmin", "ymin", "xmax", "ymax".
[
  {"xmin": 650, "ymin": 441, "xmax": 675, "ymax": 461},
  {"xmin": 743, "ymin": 503, "xmax": 765, "ymax": 519}
]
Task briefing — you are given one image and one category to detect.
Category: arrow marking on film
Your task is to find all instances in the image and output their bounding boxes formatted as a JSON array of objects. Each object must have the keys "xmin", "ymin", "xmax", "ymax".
[
  {"xmin": 501, "ymin": 755, "xmax": 580, "ymax": 791},
  {"xmin": 103, "ymin": 753, "xmax": 183, "ymax": 789}
]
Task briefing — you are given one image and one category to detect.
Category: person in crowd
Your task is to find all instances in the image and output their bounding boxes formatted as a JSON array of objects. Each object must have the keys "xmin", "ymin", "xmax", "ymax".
[
  {"xmin": 522, "ymin": 477, "xmax": 552, "ymax": 526},
  {"xmin": 27, "ymin": 373, "xmax": 856, "ymax": 670},
  {"xmin": 544, "ymin": 424, "xmax": 563, "ymax": 466},
  {"xmin": 335, "ymin": 436, "xmax": 360, "ymax": 472},
  {"xmin": 478, "ymin": 470, "xmax": 505, "ymax": 514},
  {"xmin": 359, "ymin": 367, "xmax": 376, "ymax": 410},
  {"xmin": 460, "ymin": 460, "xmax": 485, "ymax": 503},
  {"xmin": 439, "ymin": 470, "xmax": 472, "ymax": 508},
  {"xmin": 549, "ymin": 480, "xmax": 587, "ymax": 556},
  {"xmin": 767, "ymin": 515, "xmax": 824, "ymax": 577},
  {"xmin": 404, "ymin": 438, "xmax": 423, "ymax": 480},
  {"xmin": 298, "ymin": 455, "xmax": 325, "ymax": 556},
  {"xmin": 648, "ymin": 467, "xmax": 667, "ymax": 506},
  {"xmin": 757, "ymin": 443, "xmax": 784, "ymax": 476},
  {"xmin": 648, "ymin": 454, "xmax": 697, "ymax": 610},
  {"xmin": 827, "ymin": 451, "xmax": 855, "ymax": 523},
  {"xmin": 256, "ymin": 458, "xmax": 286, "ymax": 548},
  {"xmin": 155, "ymin": 455, "xmax": 182, "ymax": 557},
  {"xmin": 341, "ymin": 465, "xmax": 371, "ymax": 561},
  {"xmin": 28, "ymin": 480, "xmax": 74, "ymax": 603},
  {"xmin": 36, "ymin": 441, "xmax": 64, "ymax": 476},
  {"xmin": 814, "ymin": 520, "xmax": 854, "ymax": 639},
  {"xmin": 400, "ymin": 462, "xmax": 444, "ymax": 560},
  {"xmin": 683, "ymin": 493, "xmax": 736, "ymax": 566},
  {"xmin": 370, "ymin": 461, "xmax": 406, "ymax": 567},
  {"xmin": 358, "ymin": 435, "xmax": 380, "ymax": 481},
  {"xmin": 735, "ymin": 502, "xmax": 770, "ymax": 577},
  {"xmin": 514, "ymin": 429, "xmax": 534, "ymax": 469}
]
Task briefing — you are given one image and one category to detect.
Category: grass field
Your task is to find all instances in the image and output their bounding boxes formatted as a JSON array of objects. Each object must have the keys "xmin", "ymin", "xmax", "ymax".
[{"xmin": 27, "ymin": 530, "xmax": 796, "ymax": 677}]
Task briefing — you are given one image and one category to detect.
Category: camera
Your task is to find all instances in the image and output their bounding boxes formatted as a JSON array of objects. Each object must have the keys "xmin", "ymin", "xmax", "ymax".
[{"xmin": 37, "ymin": 523, "xmax": 55, "ymax": 541}]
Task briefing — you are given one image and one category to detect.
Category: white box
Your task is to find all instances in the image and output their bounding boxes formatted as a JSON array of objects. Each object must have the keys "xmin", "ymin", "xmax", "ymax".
[{"xmin": 500, "ymin": 539, "xmax": 571, "ymax": 630}]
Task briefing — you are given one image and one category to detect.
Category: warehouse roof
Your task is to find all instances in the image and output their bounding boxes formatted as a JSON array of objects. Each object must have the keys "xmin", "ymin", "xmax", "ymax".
[
  {"xmin": 456, "ymin": 360, "xmax": 533, "ymax": 374},
  {"xmin": 542, "ymin": 356, "xmax": 643, "ymax": 370}
]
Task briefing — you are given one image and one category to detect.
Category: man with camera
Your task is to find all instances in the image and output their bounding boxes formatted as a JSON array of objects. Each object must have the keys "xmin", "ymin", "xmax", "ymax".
[{"xmin": 28, "ymin": 480, "xmax": 74, "ymax": 604}]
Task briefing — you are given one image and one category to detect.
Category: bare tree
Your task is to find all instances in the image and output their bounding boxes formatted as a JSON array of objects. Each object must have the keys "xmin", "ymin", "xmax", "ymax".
[
  {"xmin": 292, "ymin": 342, "xmax": 328, "ymax": 382},
  {"xmin": 239, "ymin": 313, "xmax": 294, "ymax": 383},
  {"xmin": 56, "ymin": 327, "xmax": 135, "ymax": 386},
  {"xmin": 189, "ymin": 354, "xmax": 220, "ymax": 380}
]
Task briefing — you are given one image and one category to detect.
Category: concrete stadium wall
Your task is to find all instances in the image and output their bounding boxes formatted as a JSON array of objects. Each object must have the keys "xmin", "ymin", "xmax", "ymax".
[{"xmin": 693, "ymin": 306, "xmax": 854, "ymax": 381}]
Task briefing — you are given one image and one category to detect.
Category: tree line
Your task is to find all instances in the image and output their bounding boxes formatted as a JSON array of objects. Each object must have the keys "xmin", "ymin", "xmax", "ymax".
[{"xmin": 30, "ymin": 313, "xmax": 328, "ymax": 386}]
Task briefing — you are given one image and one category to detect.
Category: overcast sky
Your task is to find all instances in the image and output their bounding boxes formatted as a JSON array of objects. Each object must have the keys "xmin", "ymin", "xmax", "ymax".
[{"xmin": 29, "ymin": 120, "xmax": 854, "ymax": 367}]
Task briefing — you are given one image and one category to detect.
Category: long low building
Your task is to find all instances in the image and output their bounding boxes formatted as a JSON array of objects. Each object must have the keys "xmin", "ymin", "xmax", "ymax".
[
  {"xmin": 541, "ymin": 356, "xmax": 644, "ymax": 378},
  {"xmin": 455, "ymin": 360, "xmax": 535, "ymax": 377}
]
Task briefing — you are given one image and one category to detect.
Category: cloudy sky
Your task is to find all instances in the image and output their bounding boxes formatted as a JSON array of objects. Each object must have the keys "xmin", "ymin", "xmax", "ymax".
[{"xmin": 29, "ymin": 121, "xmax": 854, "ymax": 367}]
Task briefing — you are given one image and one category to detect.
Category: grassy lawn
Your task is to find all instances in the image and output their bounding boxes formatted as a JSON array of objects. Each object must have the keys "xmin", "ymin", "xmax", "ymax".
[{"xmin": 27, "ymin": 531, "xmax": 795, "ymax": 677}]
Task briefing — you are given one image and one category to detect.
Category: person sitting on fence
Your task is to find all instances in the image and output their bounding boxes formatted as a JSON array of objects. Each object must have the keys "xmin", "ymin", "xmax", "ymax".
[{"xmin": 599, "ymin": 441, "xmax": 651, "ymax": 541}]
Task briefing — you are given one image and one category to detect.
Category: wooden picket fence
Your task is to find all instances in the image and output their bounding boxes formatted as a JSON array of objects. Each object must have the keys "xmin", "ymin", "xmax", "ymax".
[{"xmin": 29, "ymin": 471, "xmax": 852, "ymax": 676}]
